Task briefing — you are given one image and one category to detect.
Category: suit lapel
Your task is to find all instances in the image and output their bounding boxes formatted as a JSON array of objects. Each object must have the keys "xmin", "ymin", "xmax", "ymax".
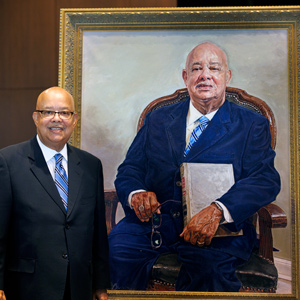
[
  {"xmin": 185, "ymin": 100, "xmax": 232, "ymax": 161},
  {"xmin": 67, "ymin": 145, "xmax": 83, "ymax": 217},
  {"xmin": 28, "ymin": 137, "xmax": 66, "ymax": 214},
  {"xmin": 165, "ymin": 100, "xmax": 190, "ymax": 165}
]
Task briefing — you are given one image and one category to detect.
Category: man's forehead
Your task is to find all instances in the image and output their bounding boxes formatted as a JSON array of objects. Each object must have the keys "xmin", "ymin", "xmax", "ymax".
[
  {"xmin": 188, "ymin": 45, "xmax": 227, "ymax": 65},
  {"xmin": 37, "ymin": 99, "xmax": 74, "ymax": 111},
  {"xmin": 37, "ymin": 92, "xmax": 74, "ymax": 108},
  {"xmin": 192, "ymin": 51, "xmax": 224, "ymax": 61}
]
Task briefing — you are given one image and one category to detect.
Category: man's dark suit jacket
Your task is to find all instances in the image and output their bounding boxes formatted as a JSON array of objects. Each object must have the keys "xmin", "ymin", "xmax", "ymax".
[
  {"xmin": 114, "ymin": 98, "xmax": 281, "ymax": 260},
  {"xmin": 0, "ymin": 137, "xmax": 110, "ymax": 300}
]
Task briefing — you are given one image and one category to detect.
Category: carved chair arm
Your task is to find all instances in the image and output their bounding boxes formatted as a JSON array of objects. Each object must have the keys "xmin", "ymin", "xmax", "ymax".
[{"xmin": 257, "ymin": 203, "xmax": 287, "ymax": 262}]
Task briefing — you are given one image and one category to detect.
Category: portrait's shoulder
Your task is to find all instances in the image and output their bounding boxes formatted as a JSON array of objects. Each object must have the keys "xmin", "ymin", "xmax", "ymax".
[
  {"xmin": 146, "ymin": 97, "xmax": 189, "ymax": 118},
  {"xmin": 154, "ymin": 96, "xmax": 189, "ymax": 111},
  {"xmin": 226, "ymin": 99, "xmax": 268, "ymax": 122}
]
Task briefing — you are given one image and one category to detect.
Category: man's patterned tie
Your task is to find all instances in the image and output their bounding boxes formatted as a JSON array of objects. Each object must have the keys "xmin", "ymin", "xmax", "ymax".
[
  {"xmin": 54, "ymin": 153, "xmax": 68, "ymax": 210},
  {"xmin": 184, "ymin": 115, "xmax": 209, "ymax": 157}
]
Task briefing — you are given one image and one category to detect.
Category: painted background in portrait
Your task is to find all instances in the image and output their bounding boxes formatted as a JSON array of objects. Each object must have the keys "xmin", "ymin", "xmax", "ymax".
[{"xmin": 80, "ymin": 29, "xmax": 290, "ymax": 262}]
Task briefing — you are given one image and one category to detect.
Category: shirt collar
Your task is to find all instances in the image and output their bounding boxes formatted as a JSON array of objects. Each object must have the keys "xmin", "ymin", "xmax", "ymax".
[
  {"xmin": 36, "ymin": 135, "xmax": 68, "ymax": 163},
  {"xmin": 186, "ymin": 100, "xmax": 218, "ymax": 127}
]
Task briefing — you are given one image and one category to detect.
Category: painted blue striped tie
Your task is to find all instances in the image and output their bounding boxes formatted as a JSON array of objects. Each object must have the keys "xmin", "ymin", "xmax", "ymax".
[
  {"xmin": 54, "ymin": 154, "xmax": 68, "ymax": 210},
  {"xmin": 184, "ymin": 115, "xmax": 209, "ymax": 157}
]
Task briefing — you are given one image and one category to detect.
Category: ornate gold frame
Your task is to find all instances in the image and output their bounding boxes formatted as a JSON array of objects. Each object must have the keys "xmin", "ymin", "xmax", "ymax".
[{"xmin": 59, "ymin": 6, "xmax": 300, "ymax": 300}]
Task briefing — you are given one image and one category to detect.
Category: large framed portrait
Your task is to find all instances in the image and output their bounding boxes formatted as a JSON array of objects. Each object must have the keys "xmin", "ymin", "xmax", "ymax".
[{"xmin": 59, "ymin": 6, "xmax": 299, "ymax": 300}]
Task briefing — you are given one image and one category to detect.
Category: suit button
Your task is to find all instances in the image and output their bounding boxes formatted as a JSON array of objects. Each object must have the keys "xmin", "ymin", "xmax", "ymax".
[
  {"xmin": 62, "ymin": 254, "xmax": 68, "ymax": 259},
  {"xmin": 171, "ymin": 211, "xmax": 181, "ymax": 218},
  {"xmin": 65, "ymin": 224, "xmax": 70, "ymax": 229},
  {"xmin": 176, "ymin": 181, "xmax": 182, "ymax": 187}
]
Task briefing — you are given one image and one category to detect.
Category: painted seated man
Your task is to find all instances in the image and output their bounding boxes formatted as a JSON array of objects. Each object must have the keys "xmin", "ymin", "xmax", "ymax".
[{"xmin": 108, "ymin": 42, "xmax": 281, "ymax": 292}]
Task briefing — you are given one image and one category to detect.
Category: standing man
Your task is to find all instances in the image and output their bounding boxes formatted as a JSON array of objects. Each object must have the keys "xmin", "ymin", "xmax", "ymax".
[
  {"xmin": 109, "ymin": 42, "xmax": 281, "ymax": 291},
  {"xmin": 0, "ymin": 87, "xmax": 110, "ymax": 300}
]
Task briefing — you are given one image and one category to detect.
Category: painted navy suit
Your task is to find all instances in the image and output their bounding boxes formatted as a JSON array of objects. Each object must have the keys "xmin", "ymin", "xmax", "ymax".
[
  {"xmin": 0, "ymin": 137, "xmax": 110, "ymax": 300},
  {"xmin": 109, "ymin": 98, "xmax": 280, "ymax": 291}
]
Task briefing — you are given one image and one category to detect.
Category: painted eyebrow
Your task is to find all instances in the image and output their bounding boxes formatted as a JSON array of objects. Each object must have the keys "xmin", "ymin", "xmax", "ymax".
[{"xmin": 191, "ymin": 62, "xmax": 222, "ymax": 67}]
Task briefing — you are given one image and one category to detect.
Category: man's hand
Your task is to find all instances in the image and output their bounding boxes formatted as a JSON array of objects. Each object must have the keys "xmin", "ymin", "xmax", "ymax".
[
  {"xmin": 93, "ymin": 289, "xmax": 108, "ymax": 300},
  {"xmin": 0, "ymin": 290, "xmax": 6, "ymax": 300},
  {"xmin": 131, "ymin": 191, "xmax": 161, "ymax": 222},
  {"xmin": 180, "ymin": 204, "xmax": 223, "ymax": 247}
]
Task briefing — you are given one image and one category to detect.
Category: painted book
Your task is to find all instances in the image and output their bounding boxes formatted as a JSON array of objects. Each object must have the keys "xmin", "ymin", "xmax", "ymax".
[{"xmin": 180, "ymin": 163, "xmax": 243, "ymax": 237}]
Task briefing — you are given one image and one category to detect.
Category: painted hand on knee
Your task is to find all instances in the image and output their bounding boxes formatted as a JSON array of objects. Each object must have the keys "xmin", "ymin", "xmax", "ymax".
[
  {"xmin": 180, "ymin": 204, "xmax": 223, "ymax": 246},
  {"xmin": 131, "ymin": 191, "xmax": 161, "ymax": 222}
]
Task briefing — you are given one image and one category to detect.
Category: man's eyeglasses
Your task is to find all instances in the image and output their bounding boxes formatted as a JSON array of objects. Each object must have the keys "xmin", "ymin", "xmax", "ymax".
[
  {"xmin": 151, "ymin": 213, "xmax": 162, "ymax": 249},
  {"xmin": 151, "ymin": 200, "xmax": 181, "ymax": 249},
  {"xmin": 35, "ymin": 110, "xmax": 75, "ymax": 120}
]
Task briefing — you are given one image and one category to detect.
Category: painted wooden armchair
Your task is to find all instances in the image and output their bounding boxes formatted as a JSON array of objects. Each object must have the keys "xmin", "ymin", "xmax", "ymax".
[{"xmin": 104, "ymin": 87, "xmax": 287, "ymax": 293}]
